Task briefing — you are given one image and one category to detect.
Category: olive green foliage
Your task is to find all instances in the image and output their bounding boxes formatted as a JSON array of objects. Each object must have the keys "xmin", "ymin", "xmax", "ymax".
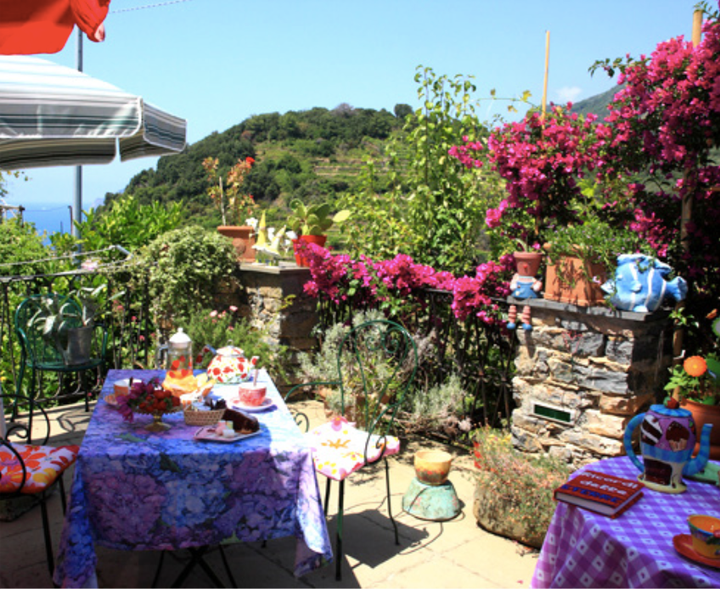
[
  {"xmin": 401, "ymin": 374, "xmax": 468, "ymax": 435},
  {"xmin": 341, "ymin": 66, "xmax": 506, "ymax": 275},
  {"xmin": 181, "ymin": 306, "xmax": 291, "ymax": 385},
  {"xmin": 138, "ymin": 226, "xmax": 237, "ymax": 325},
  {"xmin": 106, "ymin": 106, "xmax": 404, "ymax": 230}
]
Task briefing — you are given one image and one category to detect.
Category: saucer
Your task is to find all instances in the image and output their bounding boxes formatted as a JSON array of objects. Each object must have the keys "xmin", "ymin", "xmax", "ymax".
[
  {"xmin": 105, "ymin": 393, "xmax": 119, "ymax": 407},
  {"xmin": 673, "ymin": 534, "xmax": 720, "ymax": 569},
  {"xmin": 231, "ymin": 398, "xmax": 275, "ymax": 412}
]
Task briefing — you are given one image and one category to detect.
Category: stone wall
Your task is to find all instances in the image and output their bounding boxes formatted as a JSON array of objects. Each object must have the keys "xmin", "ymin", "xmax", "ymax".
[
  {"xmin": 235, "ymin": 263, "xmax": 318, "ymax": 385},
  {"xmin": 509, "ymin": 297, "xmax": 674, "ymax": 468}
]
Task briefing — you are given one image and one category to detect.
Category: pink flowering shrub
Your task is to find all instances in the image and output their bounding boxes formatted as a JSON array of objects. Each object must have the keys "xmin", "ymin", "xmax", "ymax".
[
  {"xmin": 299, "ymin": 241, "xmax": 512, "ymax": 326},
  {"xmin": 449, "ymin": 105, "xmax": 615, "ymax": 251},
  {"xmin": 450, "ymin": 2, "xmax": 720, "ymax": 345}
]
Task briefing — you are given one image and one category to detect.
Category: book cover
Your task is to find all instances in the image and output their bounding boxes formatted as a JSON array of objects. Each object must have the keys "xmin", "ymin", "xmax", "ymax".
[{"xmin": 554, "ymin": 470, "xmax": 644, "ymax": 519}]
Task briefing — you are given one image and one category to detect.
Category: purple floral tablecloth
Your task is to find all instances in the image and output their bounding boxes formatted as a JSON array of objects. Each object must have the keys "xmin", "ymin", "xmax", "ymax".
[
  {"xmin": 53, "ymin": 369, "xmax": 332, "ymax": 588},
  {"xmin": 532, "ymin": 455, "xmax": 720, "ymax": 588}
]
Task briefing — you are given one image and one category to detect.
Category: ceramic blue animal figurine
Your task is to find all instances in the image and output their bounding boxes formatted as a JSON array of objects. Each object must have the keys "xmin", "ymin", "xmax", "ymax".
[{"xmin": 602, "ymin": 254, "xmax": 687, "ymax": 312}]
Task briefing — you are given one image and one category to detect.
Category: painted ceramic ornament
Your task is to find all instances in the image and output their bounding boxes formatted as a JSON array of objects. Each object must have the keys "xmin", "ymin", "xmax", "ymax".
[
  {"xmin": 602, "ymin": 254, "xmax": 687, "ymax": 313},
  {"xmin": 624, "ymin": 403, "xmax": 712, "ymax": 493},
  {"xmin": 507, "ymin": 274, "xmax": 542, "ymax": 331},
  {"xmin": 204, "ymin": 345, "xmax": 259, "ymax": 384}
]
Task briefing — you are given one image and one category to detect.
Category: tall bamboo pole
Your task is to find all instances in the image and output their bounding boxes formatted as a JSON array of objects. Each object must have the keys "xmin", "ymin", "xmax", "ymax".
[
  {"xmin": 672, "ymin": 9, "xmax": 704, "ymax": 388},
  {"xmin": 541, "ymin": 31, "xmax": 550, "ymax": 119}
]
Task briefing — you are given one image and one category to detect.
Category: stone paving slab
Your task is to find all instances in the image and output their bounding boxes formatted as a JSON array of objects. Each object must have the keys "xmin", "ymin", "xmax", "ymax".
[{"xmin": 0, "ymin": 399, "xmax": 541, "ymax": 588}]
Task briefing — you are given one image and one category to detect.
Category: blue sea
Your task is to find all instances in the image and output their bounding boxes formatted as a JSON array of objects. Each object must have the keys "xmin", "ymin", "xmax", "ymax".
[{"xmin": 16, "ymin": 202, "xmax": 75, "ymax": 242}]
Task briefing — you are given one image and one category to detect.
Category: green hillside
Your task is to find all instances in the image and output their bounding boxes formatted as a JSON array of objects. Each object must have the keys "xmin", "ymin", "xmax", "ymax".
[
  {"xmin": 106, "ymin": 104, "xmax": 411, "ymax": 229},
  {"xmin": 570, "ymin": 85, "xmax": 621, "ymax": 118}
]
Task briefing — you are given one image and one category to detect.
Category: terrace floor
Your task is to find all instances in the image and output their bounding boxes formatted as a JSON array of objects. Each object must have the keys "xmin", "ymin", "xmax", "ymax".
[{"xmin": 0, "ymin": 399, "xmax": 539, "ymax": 588}]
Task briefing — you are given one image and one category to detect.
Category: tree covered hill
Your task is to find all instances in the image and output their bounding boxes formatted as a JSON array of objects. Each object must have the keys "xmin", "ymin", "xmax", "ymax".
[
  {"xmin": 106, "ymin": 103, "xmax": 412, "ymax": 229},
  {"xmin": 570, "ymin": 86, "xmax": 620, "ymax": 118}
]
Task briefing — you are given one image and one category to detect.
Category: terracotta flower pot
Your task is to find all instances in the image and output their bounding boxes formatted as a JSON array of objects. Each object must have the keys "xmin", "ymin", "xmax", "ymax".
[
  {"xmin": 293, "ymin": 234, "xmax": 327, "ymax": 267},
  {"xmin": 543, "ymin": 255, "xmax": 607, "ymax": 306},
  {"xmin": 217, "ymin": 225, "xmax": 256, "ymax": 262},
  {"xmin": 513, "ymin": 251, "xmax": 543, "ymax": 277},
  {"xmin": 682, "ymin": 399, "xmax": 720, "ymax": 460}
]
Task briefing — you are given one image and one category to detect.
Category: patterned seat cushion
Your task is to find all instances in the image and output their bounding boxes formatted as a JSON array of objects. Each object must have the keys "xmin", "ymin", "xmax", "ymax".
[
  {"xmin": 307, "ymin": 416, "xmax": 400, "ymax": 481},
  {"xmin": 0, "ymin": 443, "xmax": 79, "ymax": 494}
]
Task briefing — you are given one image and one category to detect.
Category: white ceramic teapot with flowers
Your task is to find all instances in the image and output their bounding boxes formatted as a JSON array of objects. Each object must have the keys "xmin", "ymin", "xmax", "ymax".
[{"xmin": 203, "ymin": 344, "xmax": 259, "ymax": 384}]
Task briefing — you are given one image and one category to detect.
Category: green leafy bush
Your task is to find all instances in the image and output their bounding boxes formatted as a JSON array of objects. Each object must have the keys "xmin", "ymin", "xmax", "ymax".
[{"xmin": 138, "ymin": 226, "xmax": 237, "ymax": 326}]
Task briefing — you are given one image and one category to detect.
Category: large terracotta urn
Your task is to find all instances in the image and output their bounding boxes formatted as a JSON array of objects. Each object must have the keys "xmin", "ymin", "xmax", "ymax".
[{"xmin": 217, "ymin": 225, "xmax": 256, "ymax": 262}]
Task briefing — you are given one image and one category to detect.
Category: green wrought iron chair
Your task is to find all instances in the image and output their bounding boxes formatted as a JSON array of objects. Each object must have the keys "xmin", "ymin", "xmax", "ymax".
[
  {"xmin": 285, "ymin": 319, "xmax": 418, "ymax": 581},
  {"xmin": 0, "ymin": 389, "xmax": 80, "ymax": 578},
  {"xmin": 14, "ymin": 293, "xmax": 108, "ymax": 413}
]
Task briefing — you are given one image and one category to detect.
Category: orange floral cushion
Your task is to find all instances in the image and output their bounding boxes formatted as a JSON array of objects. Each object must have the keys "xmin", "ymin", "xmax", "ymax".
[
  {"xmin": 307, "ymin": 416, "xmax": 400, "ymax": 481},
  {"xmin": 0, "ymin": 443, "xmax": 79, "ymax": 494}
]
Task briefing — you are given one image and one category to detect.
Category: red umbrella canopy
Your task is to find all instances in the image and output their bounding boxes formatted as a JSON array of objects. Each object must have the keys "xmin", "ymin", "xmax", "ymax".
[{"xmin": 0, "ymin": 0, "xmax": 110, "ymax": 55}]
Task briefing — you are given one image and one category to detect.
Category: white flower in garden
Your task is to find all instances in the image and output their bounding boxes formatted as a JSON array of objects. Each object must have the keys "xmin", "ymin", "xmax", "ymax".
[
  {"xmin": 286, "ymin": 230, "xmax": 298, "ymax": 241},
  {"xmin": 245, "ymin": 217, "xmax": 259, "ymax": 230},
  {"xmin": 268, "ymin": 227, "xmax": 276, "ymax": 240},
  {"xmin": 81, "ymin": 258, "xmax": 100, "ymax": 271}
]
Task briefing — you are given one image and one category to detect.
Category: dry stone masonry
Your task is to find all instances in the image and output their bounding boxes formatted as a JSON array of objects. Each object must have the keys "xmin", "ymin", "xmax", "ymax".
[{"xmin": 509, "ymin": 297, "xmax": 674, "ymax": 469}]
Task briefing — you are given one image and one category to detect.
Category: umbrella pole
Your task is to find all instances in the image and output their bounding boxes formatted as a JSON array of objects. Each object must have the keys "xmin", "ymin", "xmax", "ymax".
[{"xmin": 73, "ymin": 29, "xmax": 83, "ymax": 243}]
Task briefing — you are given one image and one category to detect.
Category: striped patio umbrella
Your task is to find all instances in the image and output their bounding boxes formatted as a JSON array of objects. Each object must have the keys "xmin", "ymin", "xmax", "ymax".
[{"xmin": 0, "ymin": 55, "xmax": 187, "ymax": 170}]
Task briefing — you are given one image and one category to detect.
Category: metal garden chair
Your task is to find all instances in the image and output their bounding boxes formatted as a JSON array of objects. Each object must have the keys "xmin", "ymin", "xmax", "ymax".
[
  {"xmin": 285, "ymin": 319, "xmax": 418, "ymax": 580},
  {"xmin": 0, "ymin": 390, "xmax": 79, "ymax": 578},
  {"xmin": 14, "ymin": 293, "xmax": 108, "ymax": 413}
]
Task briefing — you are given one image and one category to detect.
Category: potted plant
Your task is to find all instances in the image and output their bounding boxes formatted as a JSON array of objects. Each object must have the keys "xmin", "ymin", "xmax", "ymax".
[
  {"xmin": 512, "ymin": 238, "xmax": 543, "ymax": 278},
  {"xmin": 664, "ymin": 353, "xmax": 720, "ymax": 459},
  {"xmin": 471, "ymin": 426, "xmax": 571, "ymax": 549},
  {"xmin": 203, "ymin": 156, "xmax": 257, "ymax": 262},
  {"xmin": 287, "ymin": 199, "xmax": 351, "ymax": 267},
  {"xmin": 30, "ymin": 285, "xmax": 121, "ymax": 365},
  {"xmin": 542, "ymin": 216, "xmax": 647, "ymax": 307}
]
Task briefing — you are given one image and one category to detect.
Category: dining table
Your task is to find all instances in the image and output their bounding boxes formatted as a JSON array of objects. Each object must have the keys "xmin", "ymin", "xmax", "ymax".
[
  {"xmin": 532, "ymin": 455, "xmax": 720, "ymax": 588},
  {"xmin": 52, "ymin": 369, "xmax": 333, "ymax": 588}
]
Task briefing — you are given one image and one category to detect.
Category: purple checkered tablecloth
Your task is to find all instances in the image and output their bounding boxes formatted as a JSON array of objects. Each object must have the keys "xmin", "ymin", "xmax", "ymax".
[{"xmin": 532, "ymin": 456, "xmax": 720, "ymax": 588}]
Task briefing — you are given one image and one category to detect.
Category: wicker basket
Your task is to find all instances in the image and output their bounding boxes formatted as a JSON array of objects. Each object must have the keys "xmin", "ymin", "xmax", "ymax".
[{"xmin": 183, "ymin": 407, "xmax": 224, "ymax": 427}]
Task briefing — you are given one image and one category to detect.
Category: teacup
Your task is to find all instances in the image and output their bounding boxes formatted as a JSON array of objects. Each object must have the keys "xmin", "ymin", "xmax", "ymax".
[
  {"xmin": 114, "ymin": 378, "xmax": 143, "ymax": 397},
  {"xmin": 237, "ymin": 383, "xmax": 267, "ymax": 407},
  {"xmin": 688, "ymin": 514, "xmax": 720, "ymax": 559}
]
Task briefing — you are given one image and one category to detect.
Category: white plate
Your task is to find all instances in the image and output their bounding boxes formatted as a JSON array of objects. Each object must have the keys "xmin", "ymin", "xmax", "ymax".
[
  {"xmin": 193, "ymin": 425, "xmax": 262, "ymax": 443},
  {"xmin": 230, "ymin": 398, "xmax": 276, "ymax": 412}
]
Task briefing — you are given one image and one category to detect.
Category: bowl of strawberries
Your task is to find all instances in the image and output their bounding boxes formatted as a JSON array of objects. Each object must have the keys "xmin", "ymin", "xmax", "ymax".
[{"xmin": 116, "ymin": 378, "xmax": 182, "ymax": 432}]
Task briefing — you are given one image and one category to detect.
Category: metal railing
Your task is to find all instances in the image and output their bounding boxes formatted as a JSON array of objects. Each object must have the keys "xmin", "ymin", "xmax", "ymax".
[{"xmin": 314, "ymin": 289, "xmax": 517, "ymax": 433}]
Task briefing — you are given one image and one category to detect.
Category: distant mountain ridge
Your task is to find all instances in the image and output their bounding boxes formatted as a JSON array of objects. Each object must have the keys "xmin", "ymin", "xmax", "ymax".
[{"xmin": 570, "ymin": 85, "xmax": 621, "ymax": 118}]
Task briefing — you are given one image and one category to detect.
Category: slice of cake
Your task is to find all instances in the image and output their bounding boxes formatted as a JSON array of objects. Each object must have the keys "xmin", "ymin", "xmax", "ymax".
[{"xmin": 222, "ymin": 407, "xmax": 259, "ymax": 435}]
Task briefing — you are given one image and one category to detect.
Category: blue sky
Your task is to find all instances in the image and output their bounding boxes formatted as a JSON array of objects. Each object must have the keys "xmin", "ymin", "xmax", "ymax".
[{"xmin": 6, "ymin": 0, "xmax": 705, "ymax": 229}]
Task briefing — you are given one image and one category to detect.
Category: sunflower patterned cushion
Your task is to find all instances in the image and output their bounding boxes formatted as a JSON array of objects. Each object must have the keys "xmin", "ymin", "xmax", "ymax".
[
  {"xmin": 307, "ymin": 416, "xmax": 400, "ymax": 481},
  {"xmin": 0, "ymin": 443, "xmax": 79, "ymax": 494}
]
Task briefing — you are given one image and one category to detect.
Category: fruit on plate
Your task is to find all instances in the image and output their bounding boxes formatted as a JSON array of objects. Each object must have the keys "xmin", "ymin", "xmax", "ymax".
[{"xmin": 163, "ymin": 370, "xmax": 198, "ymax": 397}]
